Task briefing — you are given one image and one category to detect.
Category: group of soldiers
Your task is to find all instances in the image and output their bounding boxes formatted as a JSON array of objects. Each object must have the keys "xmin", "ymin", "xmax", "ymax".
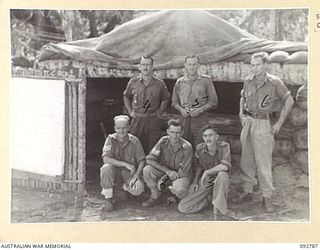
[{"xmin": 98, "ymin": 53, "xmax": 294, "ymax": 220}]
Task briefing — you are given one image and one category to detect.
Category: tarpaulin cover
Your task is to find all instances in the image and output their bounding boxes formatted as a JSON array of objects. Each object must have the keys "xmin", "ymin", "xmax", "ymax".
[{"xmin": 37, "ymin": 10, "xmax": 307, "ymax": 69}]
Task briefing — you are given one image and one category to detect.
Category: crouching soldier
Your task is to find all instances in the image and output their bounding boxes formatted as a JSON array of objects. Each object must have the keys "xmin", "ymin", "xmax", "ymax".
[
  {"xmin": 142, "ymin": 119, "xmax": 193, "ymax": 207},
  {"xmin": 178, "ymin": 125, "xmax": 234, "ymax": 221},
  {"xmin": 100, "ymin": 115, "xmax": 146, "ymax": 211}
]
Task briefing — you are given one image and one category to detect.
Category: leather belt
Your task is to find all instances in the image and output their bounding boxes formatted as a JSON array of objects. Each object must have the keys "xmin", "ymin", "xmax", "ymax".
[
  {"xmin": 244, "ymin": 110, "xmax": 269, "ymax": 120},
  {"xmin": 134, "ymin": 112, "xmax": 158, "ymax": 117}
]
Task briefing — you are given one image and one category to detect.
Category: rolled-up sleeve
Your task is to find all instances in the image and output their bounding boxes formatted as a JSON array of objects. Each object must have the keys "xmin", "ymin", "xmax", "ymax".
[
  {"xmin": 220, "ymin": 142, "xmax": 232, "ymax": 171},
  {"xmin": 123, "ymin": 79, "xmax": 133, "ymax": 99},
  {"xmin": 134, "ymin": 139, "xmax": 146, "ymax": 163},
  {"xmin": 101, "ymin": 135, "xmax": 114, "ymax": 158},
  {"xmin": 274, "ymin": 79, "xmax": 291, "ymax": 103},
  {"xmin": 178, "ymin": 146, "xmax": 193, "ymax": 178},
  {"xmin": 206, "ymin": 79, "xmax": 218, "ymax": 108},
  {"xmin": 171, "ymin": 81, "xmax": 180, "ymax": 107},
  {"xmin": 146, "ymin": 138, "xmax": 162, "ymax": 162},
  {"xmin": 160, "ymin": 81, "xmax": 170, "ymax": 101}
]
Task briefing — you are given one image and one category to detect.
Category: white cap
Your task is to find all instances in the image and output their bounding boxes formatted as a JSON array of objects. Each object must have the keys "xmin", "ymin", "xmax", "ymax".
[{"xmin": 114, "ymin": 115, "xmax": 130, "ymax": 123}]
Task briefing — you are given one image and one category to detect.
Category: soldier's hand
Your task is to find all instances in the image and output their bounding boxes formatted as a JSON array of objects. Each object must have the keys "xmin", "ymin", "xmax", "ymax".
[
  {"xmin": 124, "ymin": 163, "xmax": 136, "ymax": 175},
  {"xmin": 166, "ymin": 170, "xmax": 178, "ymax": 181},
  {"xmin": 180, "ymin": 107, "xmax": 189, "ymax": 117},
  {"xmin": 189, "ymin": 183, "xmax": 198, "ymax": 193},
  {"xmin": 130, "ymin": 110, "xmax": 136, "ymax": 118},
  {"xmin": 271, "ymin": 121, "xmax": 282, "ymax": 134},
  {"xmin": 239, "ymin": 114, "xmax": 247, "ymax": 127},
  {"xmin": 200, "ymin": 171, "xmax": 215, "ymax": 189},
  {"xmin": 189, "ymin": 108, "xmax": 202, "ymax": 117}
]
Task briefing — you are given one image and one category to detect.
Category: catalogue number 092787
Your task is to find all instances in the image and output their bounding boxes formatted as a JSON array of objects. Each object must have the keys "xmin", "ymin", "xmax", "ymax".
[{"xmin": 300, "ymin": 244, "xmax": 318, "ymax": 248}]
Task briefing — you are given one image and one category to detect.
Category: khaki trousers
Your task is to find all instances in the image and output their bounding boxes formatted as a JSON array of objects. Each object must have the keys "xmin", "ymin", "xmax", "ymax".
[
  {"xmin": 178, "ymin": 171, "xmax": 229, "ymax": 215},
  {"xmin": 240, "ymin": 116, "xmax": 275, "ymax": 198}
]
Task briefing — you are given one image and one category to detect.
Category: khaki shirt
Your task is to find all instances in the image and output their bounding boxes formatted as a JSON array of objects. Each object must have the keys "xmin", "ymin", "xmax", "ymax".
[
  {"xmin": 123, "ymin": 75, "xmax": 170, "ymax": 114},
  {"xmin": 195, "ymin": 141, "xmax": 231, "ymax": 172},
  {"xmin": 147, "ymin": 136, "xmax": 193, "ymax": 178},
  {"xmin": 241, "ymin": 73, "xmax": 291, "ymax": 114},
  {"xmin": 172, "ymin": 74, "xmax": 218, "ymax": 109},
  {"xmin": 102, "ymin": 133, "xmax": 145, "ymax": 165}
]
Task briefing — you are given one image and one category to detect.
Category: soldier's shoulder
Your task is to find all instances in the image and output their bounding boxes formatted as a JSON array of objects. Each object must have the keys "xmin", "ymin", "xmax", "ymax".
[
  {"xmin": 218, "ymin": 140, "xmax": 230, "ymax": 149},
  {"xmin": 176, "ymin": 76, "xmax": 185, "ymax": 83},
  {"xmin": 158, "ymin": 135, "xmax": 169, "ymax": 144},
  {"xmin": 129, "ymin": 76, "xmax": 142, "ymax": 83},
  {"xmin": 200, "ymin": 74, "xmax": 211, "ymax": 79},
  {"xmin": 152, "ymin": 75, "xmax": 163, "ymax": 82},
  {"xmin": 181, "ymin": 138, "xmax": 192, "ymax": 150},
  {"xmin": 128, "ymin": 133, "xmax": 140, "ymax": 144},
  {"xmin": 245, "ymin": 74, "xmax": 255, "ymax": 81},
  {"xmin": 266, "ymin": 73, "xmax": 282, "ymax": 84},
  {"xmin": 107, "ymin": 133, "xmax": 117, "ymax": 140},
  {"xmin": 196, "ymin": 143, "xmax": 206, "ymax": 152}
]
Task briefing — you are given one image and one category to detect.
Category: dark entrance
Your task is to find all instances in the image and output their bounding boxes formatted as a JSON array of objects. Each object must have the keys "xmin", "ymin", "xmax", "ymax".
[{"xmin": 84, "ymin": 77, "xmax": 246, "ymax": 191}]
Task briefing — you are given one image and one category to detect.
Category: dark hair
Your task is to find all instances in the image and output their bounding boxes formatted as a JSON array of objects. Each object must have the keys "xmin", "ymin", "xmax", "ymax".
[
  {"xmin": 184, "ymin": 55, "xmax": 200, "ymax": 63},
  {"xmin": 167, "ymin": 119, "xmax": 183, "ymax": 130},
  {"xmin": 201, "ymin": 124, "xmax": 217, "ymax": 134},
  {"xmin": 251, "ymin": 52, "xmax": 269, "ymax": 63},
  {"xmin": 140, "ymin": 56, "xmax": 153, "ymax": 65}
]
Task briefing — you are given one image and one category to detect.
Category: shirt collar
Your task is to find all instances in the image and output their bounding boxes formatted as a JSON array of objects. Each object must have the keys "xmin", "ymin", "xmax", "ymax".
[
  {"xmin": 165, "ymin": 137, "xmax": 184, "ymax": 150},
  {"xmin": 114, "ymin": 134, "xmax": 131, "ymax": 146},
  {"xmin": 137, "ymin": 75, "xmax": 156, "ymax": 85},
  {"xmin": 250, "ymin": 73, "xmax": 269, "ymax": 88},
  {"xmin": 183, "ymin": 73, "xmax": 201, "ymax": 82},
  {"xmin": 202, "ymin": 142, "xmax": 219, "ymax": 156}
]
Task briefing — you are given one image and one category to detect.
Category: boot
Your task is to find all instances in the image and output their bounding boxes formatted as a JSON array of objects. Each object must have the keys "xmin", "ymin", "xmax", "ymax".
[
  {"xmin": 102, "ymin": 198, "xmax": 114, "ymax": 211},
  {"xmin": 262, "ymin": 197, "xmax": 274, "ymax": 213},
  {"xmin": 142, "ymin": 197, "xmax": 160, "ymax": 207}
]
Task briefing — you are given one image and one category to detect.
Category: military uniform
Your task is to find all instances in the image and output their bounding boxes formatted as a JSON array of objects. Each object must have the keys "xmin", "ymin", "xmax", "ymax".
[
  {"xmin": 172, "ymin": 74, "xmax": 218, "ymax": 147},
  {"xmin": 143, "ymin": 136, "xmax": 193, "ymax": 199},
  {"xmin": 178, "ymin": 141, "xmax": 231, "ymax": 215},
  {"xmin": 123, "ymin": 75, "xmax": 170, "ymax": 153},
  {"xmin": 240, "ymin": 73, "xmax": 291, "ymax": 198},
  {"xmin": 100, "ymin": 133, "xmax": 145, "ymax": 199}
]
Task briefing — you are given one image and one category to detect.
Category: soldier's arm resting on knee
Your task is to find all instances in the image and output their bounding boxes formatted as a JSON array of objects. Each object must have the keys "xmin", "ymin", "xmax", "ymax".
[
  {"xmin": 204, "ymin": 163, "xmax": 229, "ymax": 176},
  {"xmin": 177, "ymin": 146, "xmax": 193, "ymax": 178},
  {"xmin": 146, "ymin": 156, "xmax": 175, "ymax": 177}
]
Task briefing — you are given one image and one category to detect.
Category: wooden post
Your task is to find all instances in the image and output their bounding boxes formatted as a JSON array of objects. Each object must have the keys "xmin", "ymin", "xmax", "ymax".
[
  {"xmin": 71, "ymin": 82, "xmax": 79, "ymax": 182},
  {"xmin": 78, "ymin": 76, "xmax": 86, "ymax": 191},
  {"xmin": 66, "ymin": 83, "xmax": 73, "ymax": 181}
]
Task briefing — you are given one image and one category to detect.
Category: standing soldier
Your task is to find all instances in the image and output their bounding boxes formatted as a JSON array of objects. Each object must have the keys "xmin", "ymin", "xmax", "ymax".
[
  {"xmin": 238, "ymin": 52, "xmax": 294, "ymax": 212},
  {"xmin": 142, "ymin": 119, "xmax": 193, "ymax": 207},
  {"xmin": 178, "ymin": 125, "xmax": 233, "ymax": 221},
  {"xmin": 123, "ymin": 56, "xmax": 170, "ymax": 153},
  {"xmin": 172, "ymin": 55, "xmax": 218, "ymax": 148},
  {"xmin": 100, "ymin": 115, "xmax": 146, "ymax": 211}
]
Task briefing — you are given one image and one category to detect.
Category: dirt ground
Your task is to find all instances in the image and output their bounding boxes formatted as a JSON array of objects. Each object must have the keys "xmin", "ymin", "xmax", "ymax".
[{"xmin": 11, "ymin": 163, "xmax": 309, "ymax": 223}]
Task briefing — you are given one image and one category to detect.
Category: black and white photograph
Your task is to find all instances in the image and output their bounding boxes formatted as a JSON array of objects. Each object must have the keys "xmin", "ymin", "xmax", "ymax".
[{"xmin": 9, "ymin": 8, "xmax": 309, "ymax": 223}]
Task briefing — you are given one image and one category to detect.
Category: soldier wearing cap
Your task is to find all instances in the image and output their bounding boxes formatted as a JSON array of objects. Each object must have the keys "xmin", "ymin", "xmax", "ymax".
[
  {"xmin": 100, "ymin": 115, "xmax": 146, "ymax": 211},
  {"xmin": 123, "ymin": 56, "xmax": 170, "ymax": 153},
  {"xmin": 238, "ymin": 52, "xmax": 294, "ymax": 213},
  {"xmin": 142, "ymin": 119, "xmax": 193, "ymax": 207},
  {"xmin": 172, "ymin": 55, "xmax": 218, "ymax": 148},
  {"xmin": 178, "ymin": 125, "xmax": 233, "ymax": 221}
]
